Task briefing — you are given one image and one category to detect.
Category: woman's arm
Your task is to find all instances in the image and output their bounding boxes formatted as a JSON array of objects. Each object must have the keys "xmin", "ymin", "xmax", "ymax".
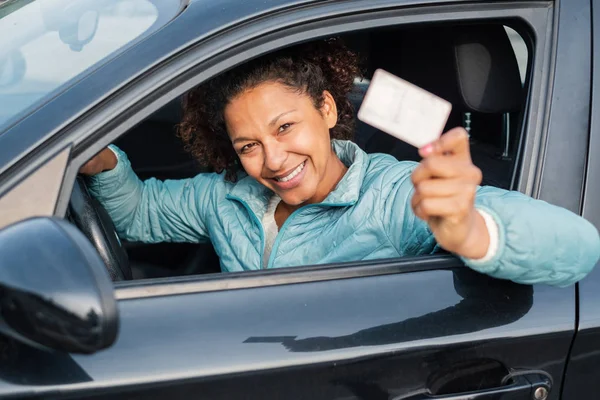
[
  {"xmin": 463, "ymin": 186, "xmax": 599, "ymax": 286},
  {"xmin": 84, "ymin": 146, "xmax": 215, "ymax": 243},
  {"xmin": 382, "ymin": 128, "xmax": 600, "ymax": 287}
]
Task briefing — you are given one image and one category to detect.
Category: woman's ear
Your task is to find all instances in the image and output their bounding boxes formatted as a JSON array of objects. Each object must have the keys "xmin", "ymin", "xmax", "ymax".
[{"xmin": 321, "ymin": 90, "xmax": 338, "ymax": 129}]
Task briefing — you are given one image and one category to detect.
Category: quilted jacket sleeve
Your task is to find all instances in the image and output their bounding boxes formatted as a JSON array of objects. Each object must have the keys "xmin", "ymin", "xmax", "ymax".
[
  {"xmin": 87, "ymin": 145, "xmax": 214, "ymax": 243},
  {"xmin": 382, "ymin": 163, "xmax": 600, "ymax": 287}
]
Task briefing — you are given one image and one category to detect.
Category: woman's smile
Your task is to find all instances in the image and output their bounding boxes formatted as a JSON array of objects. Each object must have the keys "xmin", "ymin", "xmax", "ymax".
[{"xmin": 268, "ymin": 160, "xmax": 307, "ymax": 190}]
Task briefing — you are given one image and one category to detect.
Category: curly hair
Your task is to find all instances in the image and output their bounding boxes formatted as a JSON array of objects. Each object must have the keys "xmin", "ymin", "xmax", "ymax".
[{"xmin": 178, "ymin": 38, "xmax": 361, "ymax": 181}]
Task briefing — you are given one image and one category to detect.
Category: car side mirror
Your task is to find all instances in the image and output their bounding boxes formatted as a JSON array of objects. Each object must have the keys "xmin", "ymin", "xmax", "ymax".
[{"xmin": 0, "ymin": 217, "xmax": 118, "ymax": 354}]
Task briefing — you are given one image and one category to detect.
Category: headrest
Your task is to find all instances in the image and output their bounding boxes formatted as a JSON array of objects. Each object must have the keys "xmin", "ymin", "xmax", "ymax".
[
  {"xmin": 368, "ymin": 26, "xmax": 464, "ymax": 107},
  {"xmin": 452, "ymin": 25, "xmax": 524, "ymax": 113},
  {"xmin": 367, "ymin": 24, "xmax": 524, "ymax": 114}
]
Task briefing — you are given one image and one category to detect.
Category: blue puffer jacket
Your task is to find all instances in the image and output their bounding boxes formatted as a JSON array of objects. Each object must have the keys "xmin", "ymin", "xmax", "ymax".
[{"xmin": 88, "ymin": 140, "xmax": 600, "ymax": 286}]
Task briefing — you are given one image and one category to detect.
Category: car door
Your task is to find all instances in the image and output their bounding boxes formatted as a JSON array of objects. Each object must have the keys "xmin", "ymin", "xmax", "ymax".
[
  {"xmin": 0, "ymin": 0, "xmax": 591, "ymax": 399},
  {"xmin": 560, "ymin": 0, "xmax": 600, "ymax": 397}
]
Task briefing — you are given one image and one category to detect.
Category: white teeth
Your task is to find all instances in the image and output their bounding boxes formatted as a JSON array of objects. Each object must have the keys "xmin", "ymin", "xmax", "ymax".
[{"xmin": 276, "ymin": 162, "xmax": 305, "ymax": 182}]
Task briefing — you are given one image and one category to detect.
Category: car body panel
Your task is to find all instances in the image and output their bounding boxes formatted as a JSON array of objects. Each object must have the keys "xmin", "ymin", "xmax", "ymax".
[
  {"xmin": 561, "ymin": 268, "xmax": 600, "ymax": 399},
  {"xmin": 560, "ymin": 0, "xmax": 600, "ymax": 398},
  {"xmin": 582, "ymin": 0, "xmax": 600, "ymax": 231},
  {"xmin": 0, "ymin": 266, "xmax": 575, "ymax": 398},
  {"xmin": 536, "ymin": 0, "xmax": 592, "ymax": 214},
  {"xmin": 0, "ymin": 0, "xmax": 594, "ymax": 399}
]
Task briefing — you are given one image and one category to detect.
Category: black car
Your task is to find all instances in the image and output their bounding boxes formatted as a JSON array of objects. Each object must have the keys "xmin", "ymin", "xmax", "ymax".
[{"xmin": 0, "ymin": 0, "xmax": 598, "ymax": 398}]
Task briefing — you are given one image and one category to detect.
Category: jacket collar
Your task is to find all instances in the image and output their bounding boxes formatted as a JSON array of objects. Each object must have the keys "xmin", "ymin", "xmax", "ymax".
[{"xmin": 226, "ymin": 140, "xmax": 368, "ymax": 218}]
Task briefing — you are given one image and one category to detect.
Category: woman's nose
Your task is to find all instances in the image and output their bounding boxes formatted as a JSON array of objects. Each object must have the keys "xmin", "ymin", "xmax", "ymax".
[{"xmin": 263, "ymin": 142, "xmax": 287, "ymax": 172}]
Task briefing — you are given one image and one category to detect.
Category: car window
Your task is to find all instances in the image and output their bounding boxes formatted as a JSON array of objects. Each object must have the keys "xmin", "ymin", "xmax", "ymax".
[
  {"xmin": 0, "ymin": 0, "xmax": 183, "ymax": 133},
  {"xmin": 505, "ymin": 26, "xmax": 528, "ymax": 84},
  {"xmin": 350, "ymin": 23, "xmax": 528, "ymax": 189},
  {"xmin": 69, "ymin": 21, "xmax": 532, "ymax": 283}
]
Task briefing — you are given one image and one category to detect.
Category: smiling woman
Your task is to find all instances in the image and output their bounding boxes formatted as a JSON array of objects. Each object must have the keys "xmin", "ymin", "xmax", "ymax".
[
  {"xmin": 179, "ymin": 39, "xmax": 358, "ymax": 182},
  {"xmin": 81, "ymin": 37, "xmax": 600, "ymax": 285},
  {"xmin": 178, "ymin": 40, "xmax": 361, "ymax": 227}
]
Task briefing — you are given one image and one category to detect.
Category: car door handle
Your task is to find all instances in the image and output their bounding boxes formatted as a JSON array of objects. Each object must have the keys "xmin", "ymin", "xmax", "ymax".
[{"xmin": 394, "ymin": 373, "xmax": 551, "ymax": 400}]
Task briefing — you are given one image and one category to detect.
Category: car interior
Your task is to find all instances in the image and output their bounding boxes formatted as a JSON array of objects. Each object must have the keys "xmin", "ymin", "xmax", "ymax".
[{"xmin": 69, "ymin": 21, "xmax": 529, "ymax": 282}]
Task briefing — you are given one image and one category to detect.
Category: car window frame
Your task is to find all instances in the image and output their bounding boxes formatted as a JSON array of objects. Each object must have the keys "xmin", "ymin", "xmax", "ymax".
[
  {"xmin": 582, "ymin": 0, "xmax": 600, "ymax": 230},
  {"xmin": 45, "ymin": 1, "xmax": 554, "ymax": 297}
]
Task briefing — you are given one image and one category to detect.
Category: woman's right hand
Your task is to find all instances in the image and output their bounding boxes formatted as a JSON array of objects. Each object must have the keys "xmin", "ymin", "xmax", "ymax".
[{"xmin": 79, "ymin": 148, "xmax": 118, "ymax": 176}]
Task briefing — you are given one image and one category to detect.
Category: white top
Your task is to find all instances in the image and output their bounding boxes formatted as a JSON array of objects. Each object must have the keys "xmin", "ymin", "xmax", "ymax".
[
  {"xmin": 475, "ymin": 208, "xmax": 500, "ymax": 262},
  {"xmin": 262, "ymin": 195, "xmax": 281, "ymax": 268}
]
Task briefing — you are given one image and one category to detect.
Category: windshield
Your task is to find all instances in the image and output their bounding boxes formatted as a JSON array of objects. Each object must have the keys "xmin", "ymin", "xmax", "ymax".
[{"xmin": 0, "ymin": 0, "xmax": 182, "ymax": 132}]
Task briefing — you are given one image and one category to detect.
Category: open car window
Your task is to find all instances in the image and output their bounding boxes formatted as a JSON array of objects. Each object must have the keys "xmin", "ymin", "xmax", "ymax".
[{"xmin": 69, "ymin": 20, "xmax": 532, "ymax": 283}]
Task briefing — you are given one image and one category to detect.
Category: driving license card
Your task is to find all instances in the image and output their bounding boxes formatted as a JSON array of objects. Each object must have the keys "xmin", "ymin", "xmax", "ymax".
[{"xmin": 357, "ymin": 69, "xmax": 452, "ymax": 148}]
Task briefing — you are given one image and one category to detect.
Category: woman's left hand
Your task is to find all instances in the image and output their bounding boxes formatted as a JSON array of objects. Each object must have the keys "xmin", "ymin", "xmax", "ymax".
[{"xmin": 410, "ymin": 127, "xmax": 490, "ymax": 259}]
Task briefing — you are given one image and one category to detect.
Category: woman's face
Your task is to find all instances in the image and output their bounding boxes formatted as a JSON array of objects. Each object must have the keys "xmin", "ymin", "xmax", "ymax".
[{"xmin": 225, "ymin": 81, "xmax": 340, "ymax": 206}]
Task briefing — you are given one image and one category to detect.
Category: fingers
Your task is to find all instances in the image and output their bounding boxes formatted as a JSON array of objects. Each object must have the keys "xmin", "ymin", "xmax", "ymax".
[
  {"xmin": 78, "ymin": 148, "xmax": 117, "ymax": 176},
  {"xmin": 413, "ymin": 127, "xmax": 478, "ymax": 186},
  {"xmin": 411, "ymin": 179, "xmax": 477, "ymax": 216},
  {"xmin": 418, "ymin": 197, "xmax": 465, "ymax": 217},
  {"xmin": 419, "ymin": 127, "xmax": 470, "ymax": 159},
  {"xmin": 436, "ymin": 127, "xmax": 471, "ymax": 157},
  {"xmin": 79, "ymin": 158, "xmax": 103, "ymax": 176},
  {"xmin": 411, "ymin": 191, "xmax": 425, "ymax": 220},
  {"xmin": 411, "ymin": 156, "xmax": 459, "ymax": 183},
  {"xmin": 415, "ymin": 179, "xmax": 475, "ymax": 198},
  {"xmin": 411, "ymin": 162, "xmax": 479, "ymax": 223},
  {"xmin": 411, "ymin": 192, "xmax": 473, "ymax": 222},
  {"xmin": 411, "ymin": 156, "xmax": 482, "ymax": 186},
  {"xmin": 411, "ymin": 168, "xmax": 480, "ymax": 222},
  {"xmin": 410, "ymin": 126, "xmax": 480, "ymax": 226}
]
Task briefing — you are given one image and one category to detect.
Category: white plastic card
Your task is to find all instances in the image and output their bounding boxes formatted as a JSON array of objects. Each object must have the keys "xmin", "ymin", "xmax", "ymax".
[{"xmin": 357, "ymin": 69, "xmax": 452, "ymax": 148}]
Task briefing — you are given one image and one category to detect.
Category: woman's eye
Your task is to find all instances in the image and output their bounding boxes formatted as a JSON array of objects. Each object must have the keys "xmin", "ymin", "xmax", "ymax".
[
  {"xmin": 240, "ymin": 143, "xmax": 258, "ymax": 154},
  {"xmin": 278, "ymin": 123, "xmax": 292, "ymax": 133}
]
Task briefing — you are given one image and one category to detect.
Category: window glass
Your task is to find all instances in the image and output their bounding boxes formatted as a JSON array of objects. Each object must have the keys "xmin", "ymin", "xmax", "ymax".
[
  {"xmin": 504, "ymin": 26, "xmax": 528, "ymax": 84},
  {"xmin": 0, "ymin": 0, "xmax": 182, "ymax": 132}
]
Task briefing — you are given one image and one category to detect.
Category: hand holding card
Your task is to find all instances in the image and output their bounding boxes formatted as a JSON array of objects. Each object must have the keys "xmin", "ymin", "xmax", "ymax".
[
  {"xmin": 357, "ymin": 69, "xmax": 452, "ymax": 148},
  {"xmin": 358, "ymin": 69, "xmax": 490, "ymax": 259},
  {"xmin": 409, "ymin": 128, "xmax": 489, "ymax": 259}
]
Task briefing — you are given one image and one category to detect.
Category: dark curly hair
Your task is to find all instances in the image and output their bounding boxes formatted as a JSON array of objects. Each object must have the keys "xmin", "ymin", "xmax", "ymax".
[{"xmin": 178, "ymin": 38, "xmax": 361, "ymax": 181}]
